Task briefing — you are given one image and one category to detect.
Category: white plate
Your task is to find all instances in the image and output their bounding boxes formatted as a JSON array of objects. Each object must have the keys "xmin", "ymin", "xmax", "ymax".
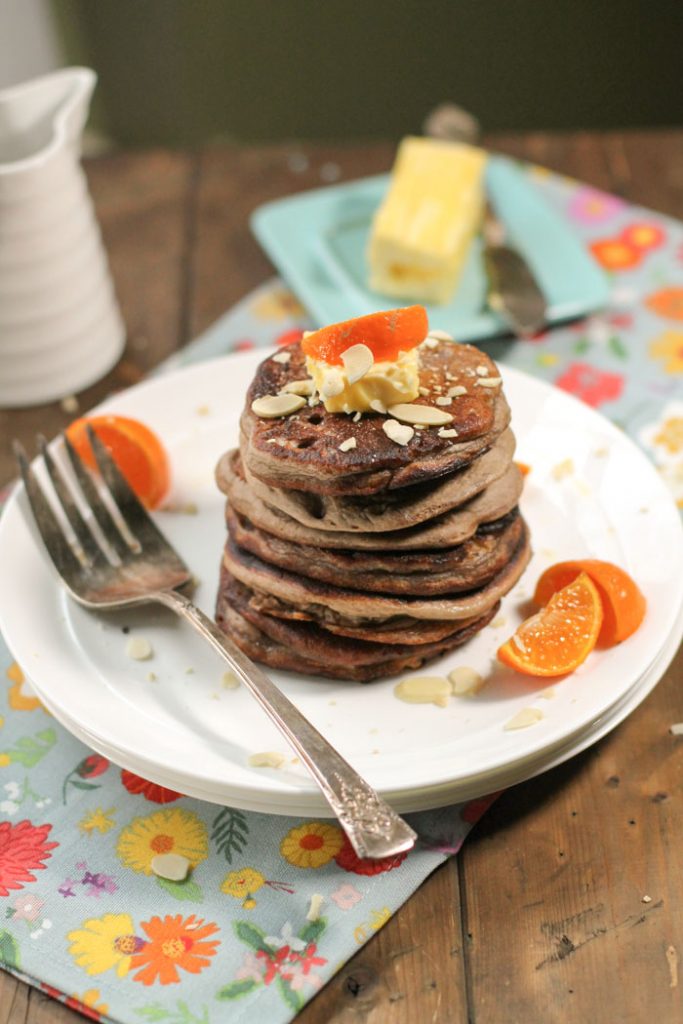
[
  {"xmin": 33, "ymin": 590, "xmax": 683, "ymax": 813},
  {"xmin": 0, "ymin": 352, "xmax": 681, "ymax": 814}
]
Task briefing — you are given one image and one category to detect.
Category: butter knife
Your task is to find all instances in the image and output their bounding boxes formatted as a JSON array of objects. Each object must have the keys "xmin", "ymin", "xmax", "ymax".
[
  {"xmin": 423, "ymin": 104, "xmax": 547, "ymax": 337},
  {"xmin": 482, "ymin": 200, "xmax": 547, "ymax": 337}
]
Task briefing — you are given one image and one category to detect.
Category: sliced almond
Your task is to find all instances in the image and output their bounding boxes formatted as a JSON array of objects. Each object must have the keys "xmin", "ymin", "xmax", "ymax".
[
  {"xmin": 383, "ymin": 419, "xmax": 414, "ymax": 445},
  {"xmin": 340, "ymin": 343, "xmax": 374, "ymax": 383},
  {"xmin": 339, "ymin": 437, "xmax": 357, "ymax": 452},
  {"xmin": 388, "ymin": 403, "xmax": 453, "ymax": 426},
  {"xmin": 438, "ymin": 427, "xmax": 458, "ymax": 438},
  {"xmin": 476, "ymin": 364, "xmax": 490, "ymax": 376},
  {"xmin": 503, "ymin": 707, "xmax": 544, "ymax": 731},
  {"xmin": 248, "ymin": 751, "xmax": 285, "ymax": 769},
  {"xmin": 151, "ymin": 853, "xmax": 191, "ymax": 882},
  {"xmin": 352, "ymin": 411, "xmax": 362, "ymax": 423},
  {"xmin": 418, "ymin": 386, "xmax": 430, "ymax": 397},
  {"xmin": 272, "ymin": 351, "xmax": 291, "ymax": 364},
  {"xmin": 475, "ymin": 377, "xmax": 502, "ymax": 388},
  {"xmin": 306, "ymin": 893, "xmax": 324, "ymax": 921},
  {"xmin": 281, "ymin": 378, "xmax": 315, "ymax": 396},
  {"xmin": 126, "ymin": 637, "xmax": 153, "ymax": 661},
  {"xmin": 551, "ymin": 458, "xmax": 574, "ymax": 481},
  {"xmin": 448, "ymin": 385, "xmax": 467, "ymax": 397},
  {"xmin": 252, "ymin": 393, "xmax": 306, "ymax": 418},
  {"xmin": 448, "ymin": 666, "xmax": 484, "ymax": 696},
  {"xmin": 428, "ymin": 329, "xmax": 454, "ymax": 341},
  {"xmin": 435, "ymin": 396, "xmax": 452, "ymax": 406},
  {"xmin": 370, "ymin": 399, "xmax": 387, "ymax": 414}
]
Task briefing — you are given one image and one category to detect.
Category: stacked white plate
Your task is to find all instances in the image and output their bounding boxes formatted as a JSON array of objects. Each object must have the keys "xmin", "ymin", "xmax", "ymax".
[{"xmin": 1, "ymin": 352, "xmax": 681, "ymax": 814}]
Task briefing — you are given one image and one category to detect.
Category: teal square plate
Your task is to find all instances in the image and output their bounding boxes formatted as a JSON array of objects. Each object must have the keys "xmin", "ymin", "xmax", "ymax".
[{"xmin": 251, "ymin": 156, "xmax": 610, "ymax": 340}]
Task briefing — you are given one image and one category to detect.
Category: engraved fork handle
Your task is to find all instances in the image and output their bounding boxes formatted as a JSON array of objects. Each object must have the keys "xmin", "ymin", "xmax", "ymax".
[{"xmin": 158, "ymin": 589, "xmax": 417, "ymax": 860}]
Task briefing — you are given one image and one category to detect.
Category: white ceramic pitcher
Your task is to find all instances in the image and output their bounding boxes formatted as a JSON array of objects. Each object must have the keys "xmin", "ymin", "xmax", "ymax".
[{"xmin": 0, "ymin": 67, "xmax": 125, "ymax": 407}]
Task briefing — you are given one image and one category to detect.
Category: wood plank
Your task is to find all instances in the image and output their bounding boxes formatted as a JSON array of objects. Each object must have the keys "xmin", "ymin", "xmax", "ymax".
[
  {"xmin": 460, "ymin": 648, "xmax": 683, "ymax": 1023},
  {"xmin": 297, "ymin": 860, "xmax": 468, "ymax": 1023},
  {"xmin": 460, "ymin": 130, "xmax": 683, "ymax": 1023},
  {"xmin": 0, "ymin": 149, "xmax": 195, "ymax": 488}
]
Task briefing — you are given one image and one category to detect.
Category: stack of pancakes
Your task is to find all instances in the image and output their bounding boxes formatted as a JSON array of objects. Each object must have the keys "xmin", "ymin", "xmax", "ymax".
[{"xmin": 215, "ymin": 339, "xmax": 531, "ymax": 681}]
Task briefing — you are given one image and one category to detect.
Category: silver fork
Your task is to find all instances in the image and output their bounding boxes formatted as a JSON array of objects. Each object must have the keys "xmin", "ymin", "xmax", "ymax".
[{"xmin": 14, "ymin": 428, "xmax": 416, "ymax": 860}]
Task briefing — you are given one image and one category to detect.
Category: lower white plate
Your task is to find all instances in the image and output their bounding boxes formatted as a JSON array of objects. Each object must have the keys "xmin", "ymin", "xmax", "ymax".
[
  {"xmin": 0, "ymin": 351, "xmax": 681, "ymax": 815},
  {"xmin": 35, "ymin": 593, "xmax": 681, "ymax": 813}
]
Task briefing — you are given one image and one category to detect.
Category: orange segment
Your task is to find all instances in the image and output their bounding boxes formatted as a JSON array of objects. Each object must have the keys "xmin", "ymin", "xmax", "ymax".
[
  {"xmin": 497, "ymin": 572, "xmax": 603, "ymax": 677},
  {"xmin": 301, "ymin": 306, "xmax": 428, "ymax": 365},
  {"xmin": 533, "ymin": 559, "xmax": 646, "ymax": 645},
  {"xmin": 66, "ymin": 414, "xmax": 170, "ymax": 509}
]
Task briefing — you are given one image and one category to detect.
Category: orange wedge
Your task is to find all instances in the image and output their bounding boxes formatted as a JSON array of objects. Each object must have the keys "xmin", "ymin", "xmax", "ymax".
[
  {"xmin": 301, "ymin": 306, "xmax": 428, "ymax": 365},
  {"xmin": 533, "ymin": 559, "xmax": 646, "ymax": 645},
  {"xmin": 498, "ymin": 572, "xmax": 603, "ymax": 677},
  {"xmin": 66, "ymin": 414, "xmax": 170, "ymax": 509}
]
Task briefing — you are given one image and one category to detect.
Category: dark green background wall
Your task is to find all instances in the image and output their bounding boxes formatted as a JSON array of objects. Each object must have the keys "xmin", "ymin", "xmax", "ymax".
[{"xmin": 54, "ymin": 0, "xmax": 683, "ymax": 147}]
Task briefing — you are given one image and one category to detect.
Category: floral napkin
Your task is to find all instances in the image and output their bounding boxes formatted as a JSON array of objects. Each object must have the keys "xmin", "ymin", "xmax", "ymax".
[{"xmin": 1, "ymin": 163, "xmax": 682, "ymax": 1024}]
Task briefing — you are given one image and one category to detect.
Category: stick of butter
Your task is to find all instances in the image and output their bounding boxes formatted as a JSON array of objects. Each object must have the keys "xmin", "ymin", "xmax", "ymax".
[{"xmin": 368, "ymin": 136, "xmax": 487, "ymax": 305}]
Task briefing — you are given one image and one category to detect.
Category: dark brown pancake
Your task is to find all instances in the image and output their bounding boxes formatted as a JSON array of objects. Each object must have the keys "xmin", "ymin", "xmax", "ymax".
[
  {"xmin": 218, "ymin": 448, "xmax": 523, "ymax": 550},
  {"xmin": 221, "ymin": 521, "xmax": 531, "ymax": 624},
  {"xmin": 237, "ymin": 428, "xmax": 516, "ymax": 533},
  {"xmin": 240, "ymin": 340, "xmax": 510, "ymax": 496},
  {"xmin": 226, "ymin": 505, "xmax": 524, "ymax": 596},
  {"xmin": 216, "ymin": 597, "xmax": 497, "ymax": 682},
  {"xmin": 218, "ymin": 571, "xmax": 498, "ymax": 668}
]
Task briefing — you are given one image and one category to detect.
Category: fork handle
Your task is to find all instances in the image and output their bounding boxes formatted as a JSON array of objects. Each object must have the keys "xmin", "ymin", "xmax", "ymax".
[{"xmin": 157, "ymin": 589, "xmax": 417, "ymax": 861}]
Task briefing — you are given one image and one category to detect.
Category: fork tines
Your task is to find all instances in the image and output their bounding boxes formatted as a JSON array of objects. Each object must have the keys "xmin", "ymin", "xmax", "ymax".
[{"xmin": 14, "ymin": 430, "xmax": 157, "ymax": 574}]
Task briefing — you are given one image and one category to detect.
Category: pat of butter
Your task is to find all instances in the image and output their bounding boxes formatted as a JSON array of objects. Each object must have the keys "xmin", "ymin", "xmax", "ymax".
[{"xmin": 306, "ymin": 347, "xmax": 420, "ymax": 414}]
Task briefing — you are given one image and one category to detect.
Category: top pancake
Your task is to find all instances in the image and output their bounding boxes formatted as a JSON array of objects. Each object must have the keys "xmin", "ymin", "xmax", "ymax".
[{"xmin": 240, "ymin": 340, "xmax": 509, "ymax": 496}]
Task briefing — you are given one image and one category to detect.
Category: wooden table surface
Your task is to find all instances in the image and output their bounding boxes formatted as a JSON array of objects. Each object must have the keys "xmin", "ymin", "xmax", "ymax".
[{"xmin": 1, "ymin": 130, "xmax": 682, "ymax": 1024}]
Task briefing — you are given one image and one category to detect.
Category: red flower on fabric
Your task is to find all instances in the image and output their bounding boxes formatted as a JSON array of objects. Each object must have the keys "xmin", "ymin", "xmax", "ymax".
[
  {"xmin": 554, "ymin": 363, "xmax": 624, "ymax": 408},
  {"xmin": 256, "ymin": 945, "xmax": 291, "ymax": 985},
  {"xmin": 288, "ymin": 943, "xmax": 326, "ymax": 976},
  {"xmin": 0, "ymin": 821, "xmax": 58, "ymax": 896},
  {"xmin": 120, "ymin": 770, "xmax": 181, "ymax": 804},
  {"xmin": 275, "ymin": 328, "xmax": 305, "ymax": 348},
  {"xmin": 460, "ymin": 791, "xmax": 503, "ymax": 824},
  {"xmin": 334, "ymin": 834, "xmax": 408, "ymax": 876},
  {"xmin": 77, "ymin": 755, "xmax": 110, "ymax": 779},
  {"xmin": 589, "ymin": 238, "xmax": 641, "ymax": 271},
  {"xmin": 620, "ymin": 223, "xmax": 666, "ymax": 252}
]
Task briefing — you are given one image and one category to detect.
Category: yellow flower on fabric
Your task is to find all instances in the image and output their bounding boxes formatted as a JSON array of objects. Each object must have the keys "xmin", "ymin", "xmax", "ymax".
[
  {"xmin": 280, "ymin": 821, "xmax": 344, "ymax": 869},
  {"xmin": 369, "ymin": 906, "xmax": 392, "ymax": 931},
  {"xmin": 221, "ymin": 867, "xmax": 265, "ymax": 900},
  {"xmin": 649, "ymin": 330, "xmax": 683, "ymax": 374},
  {"xmin": 655, "ymin": 416, "xmax": 683, "ymax": 455},
  {"xmin": 79, "ymin": 808, "xmax": 116, "ymax": 836},
  {"xmin": 68, "ymin": 913, "xmax": 139, "ymax": 977},
  {"xmin": 117, "ymin": 808, "xmax": 208, "ymax": 875},
  {"xmin": 68, "ymin": 989, "xmax": 109, "ymax": 1017},
  {"xmin": 6, "ymin": 663, "xmax": 42, "ymax": 712},
  {"xmin": 250, "ymin": 286, "xmax": 306, "ymax": 321}
]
